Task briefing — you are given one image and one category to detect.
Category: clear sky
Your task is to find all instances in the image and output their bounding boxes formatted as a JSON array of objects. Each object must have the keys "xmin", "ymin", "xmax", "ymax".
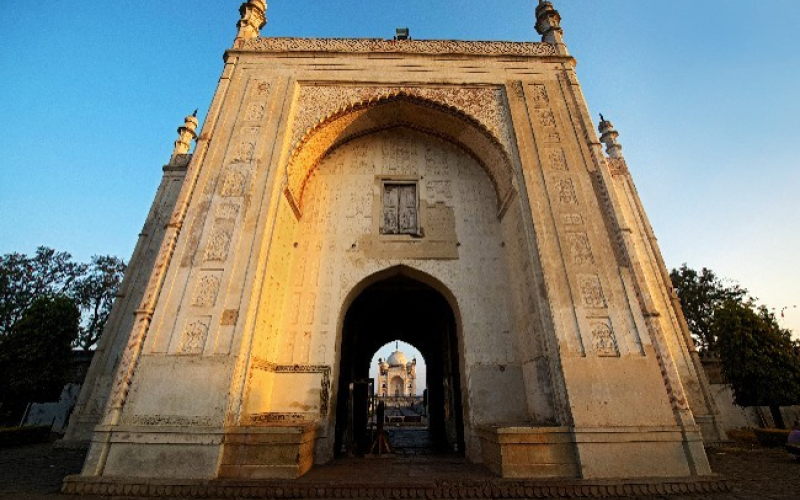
[{"xmin": 1, "ymin": 1, "xmax": 798, "ymax": 338}]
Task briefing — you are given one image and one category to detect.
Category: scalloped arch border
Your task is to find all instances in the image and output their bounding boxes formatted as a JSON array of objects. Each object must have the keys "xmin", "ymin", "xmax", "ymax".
[{"xmin": 284, "ymin": 89, "xmax": 516, "ymax": 217}]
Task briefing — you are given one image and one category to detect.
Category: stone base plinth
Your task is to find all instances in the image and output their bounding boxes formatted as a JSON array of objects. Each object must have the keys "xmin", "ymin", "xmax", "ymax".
[
  {"xmin": 572, "ymin": 426, "xmax": 711, "ymax": 479},
  {"xmin": 478, "ymin": 425, "xmax": 711, "ymax": 480},
  {"xmin": 218, "ymin": 424, "xmax": 316, "ymax": 479},
  {"xmin": 477, "ymin": 426, "xmax": 579, "ymax": 479}
]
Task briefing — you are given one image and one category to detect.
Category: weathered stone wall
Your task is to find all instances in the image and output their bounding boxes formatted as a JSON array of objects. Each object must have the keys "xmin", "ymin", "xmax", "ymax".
[
  {"xmin": 72, "ymin": 37, "xmax": 719, "ymax": 481},
  {"xmin": 241, "ymin": 129, "xmax": 534, "ymax": 463}
]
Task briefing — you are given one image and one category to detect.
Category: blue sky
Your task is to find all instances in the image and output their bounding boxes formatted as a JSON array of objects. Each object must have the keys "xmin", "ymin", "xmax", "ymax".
[{"xmin": 1, "ymin": 1, "xmax": 798, "ymax": 340}]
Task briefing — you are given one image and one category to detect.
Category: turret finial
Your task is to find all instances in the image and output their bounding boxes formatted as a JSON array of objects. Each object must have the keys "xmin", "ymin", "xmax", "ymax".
[
  {"xmin": 236, "ymin": 0, "xmax": 267, "ymax": 42},
  {"xmin": 171, "ymin": 111, "xmax": 199, "ymax": 159},
  {"xmin": 598, "ymin": 115, "xmax": 624, "ymax": 159},
  {"xmin": 535, "ymin": 1, "xmax": 566, "ymax": 51}
]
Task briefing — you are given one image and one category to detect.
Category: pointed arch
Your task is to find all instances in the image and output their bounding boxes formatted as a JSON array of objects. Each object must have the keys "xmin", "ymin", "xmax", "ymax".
[{"xmin": 284, "ymin": 92, "xmax": 516, "ymax": 216}]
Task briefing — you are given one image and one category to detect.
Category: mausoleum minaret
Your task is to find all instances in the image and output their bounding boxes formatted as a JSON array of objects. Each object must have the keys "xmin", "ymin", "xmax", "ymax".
[
  {"xmin": 535, "ymin": 1, "xmax": 568, "ymax": 55},
  {"xmin": 171, "ymin": 110, "xmax": 199, "ymax": 160},
  {"xmin": 598, "ymin": 115, "xmax": 623, "ymax": 159},
  {"xmin": 236, "ymin": 0, "xmax": 267, "ymax": 42}
]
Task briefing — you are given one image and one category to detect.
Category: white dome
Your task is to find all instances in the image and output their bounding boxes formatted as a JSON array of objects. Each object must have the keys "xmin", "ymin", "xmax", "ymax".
[{"xmin": 386, "ymin": 350, "xmax": 408, "ymax": 366}]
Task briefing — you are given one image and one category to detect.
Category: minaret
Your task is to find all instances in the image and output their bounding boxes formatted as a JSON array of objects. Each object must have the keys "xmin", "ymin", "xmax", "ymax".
[
  {"xmin": 236, "ymin": 0, "xmax": 267, "ymax": 42},
  {"xmin": 535, "ymin": 1, "xmax": 568, "ymax": 55},
  {"xmin": 598, "ymin": 114, "xmax": 623, "ymax": 159},
  {"xmin": 171, "ymin": 110, "xmax": 199, "ymax": 161}
]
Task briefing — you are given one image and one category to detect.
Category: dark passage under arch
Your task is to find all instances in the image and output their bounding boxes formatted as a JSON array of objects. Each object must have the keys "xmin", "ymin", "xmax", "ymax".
[{"xmin": 334, "ymin": 273, "xmax": 465, "ymax": 456}]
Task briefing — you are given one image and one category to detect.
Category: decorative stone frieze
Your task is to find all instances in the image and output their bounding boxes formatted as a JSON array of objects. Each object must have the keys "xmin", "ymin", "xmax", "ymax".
[{"xmin": 237, "ymin": 37, "xmax": 558, "ymax": 57}]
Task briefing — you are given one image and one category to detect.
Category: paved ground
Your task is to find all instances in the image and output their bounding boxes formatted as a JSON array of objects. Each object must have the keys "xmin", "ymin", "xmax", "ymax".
[{"xmin": 1, "ymin": 440, "xmax": 798, "ymax": 499}]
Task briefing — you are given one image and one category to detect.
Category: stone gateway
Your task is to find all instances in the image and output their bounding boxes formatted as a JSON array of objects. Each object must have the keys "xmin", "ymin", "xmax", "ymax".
[{"xmin": 63, "ymin": 0, "xmax": 725, "ymax": 486}]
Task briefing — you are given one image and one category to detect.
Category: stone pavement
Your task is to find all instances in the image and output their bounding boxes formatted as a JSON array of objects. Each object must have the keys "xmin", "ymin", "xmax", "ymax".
[{"xmin": 1, "ymin": 441, "xmax": 798, "ymax": 499}]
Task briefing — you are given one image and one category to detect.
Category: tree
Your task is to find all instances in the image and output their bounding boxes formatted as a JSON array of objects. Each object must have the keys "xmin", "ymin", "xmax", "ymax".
[
  {"xmin": 712, "ymin": 300, "xmax": 800, "ymax": 429},
  {"xmin": 0, "ymin": 296, "xmax": 80, "ymax": 424},
  {"xmin": 72, "ymin": 255, "xmax": 127, "ymax": 350},
  {"xmin": 0, "ymin": 247, "xmax": 85, "ymax": 337},
  {"xmin": 670, "ymin": 264, "xmax": 747, "ymax": 353}
]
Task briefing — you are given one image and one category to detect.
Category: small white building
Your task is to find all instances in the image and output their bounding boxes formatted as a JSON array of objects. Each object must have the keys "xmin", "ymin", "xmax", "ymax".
[{"xmin": 377, "ymin": 346, "xmax": 416, "ymax": 398}]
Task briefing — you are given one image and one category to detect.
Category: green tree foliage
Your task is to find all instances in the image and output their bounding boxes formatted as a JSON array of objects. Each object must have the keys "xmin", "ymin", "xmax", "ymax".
[
  {"xmin": 0, "ymin": 247, "xmax": 85, "ymax": 337},
  {"xmin": 0, "ymin": 296, "xmax": 80, "ymax": 423},
  {"xmin": 0, "ymin": 247, "xmax": 126, "ymax": 351},
  {"xmin": 670, "ymin": 264, "xmax": 747, "ymax": 353},
  {"xmin": 72, "ymin": 255, "xmax": 126, "ymax": 351},
  {"xmin": 712, "ymin": 300, "xmax": 800, "ymax": 429}
]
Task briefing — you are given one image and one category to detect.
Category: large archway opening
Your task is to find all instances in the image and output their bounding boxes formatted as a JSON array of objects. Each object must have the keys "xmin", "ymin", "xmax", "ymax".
[{"xmin": 334, "ymin": 272, "xmax": 465, "ymax": 457}]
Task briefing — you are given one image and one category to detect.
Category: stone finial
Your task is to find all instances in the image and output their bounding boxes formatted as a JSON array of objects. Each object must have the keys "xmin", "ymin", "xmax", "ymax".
[
  {"xmin": 598, "ymin": 114, "xmax": 624, "ymax": 159},
  {"xmin": 172, "ymin": 110, "xmax": 199, "ymax": 158},
  {"xmin": 535, "ymin": 1, "xmax": 565, "ymax": 46},
  {"xmin": 236, "ymin": 0, "xmax": 267, "ymax": 41}
]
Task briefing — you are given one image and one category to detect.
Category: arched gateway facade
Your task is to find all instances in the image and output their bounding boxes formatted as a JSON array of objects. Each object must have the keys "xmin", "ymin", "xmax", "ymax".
[{"xmin": 64, "ymin": 1, "xmax": 725, "ymax": 487}]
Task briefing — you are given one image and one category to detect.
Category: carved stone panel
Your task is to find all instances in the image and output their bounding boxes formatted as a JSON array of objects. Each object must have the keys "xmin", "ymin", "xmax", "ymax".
[
  {"xmin": 567, "ymin": 232, "xmax": 594, "ymax": 265},
  {"xmin": 591, "ymin": 321, "xmax": 619, "ymax": 357},
  {"xmin": 180, "ymin": 317, "xmax": 210, "ymax": 355},
  {"xmin": 547, "ymin": 148, "xmax": 568, "ymax": 171},
  {"xmin": 536, "ymin": 110, "xmax": 557, "ymax": 128},
  {"xmin": 192, "ymin": 274, "xmax": 221, "ymax": 308},
  {"xmin": 231, "ymin": 141, "xmax": 255, "ymax": 165},
  {"xmin": 204, "ymin": 226, "xmax": 233, "ymax": 262},
  {"xmin": 555, "ymin": 179, "xmax": 578, "ymax": 205},
  {"xmin": 220, "ymin": 168, "xmax": 248, "ymax": 198},
  {"xmin": 579, "ymin": 274, "xmax": 606, "ymax": 309},
  {"xmin": 530, "ymin": 84, "xmax": 549, "ymax": 107}
]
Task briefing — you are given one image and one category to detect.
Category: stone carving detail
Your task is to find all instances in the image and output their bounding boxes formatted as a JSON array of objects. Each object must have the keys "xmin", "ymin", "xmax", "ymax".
[
  {"xmin": 509, "ymin": 81, "xmax": 525, "ymax": 100},
  {"xmin": 204, "ymin": 228, "xmax": 232, "ymax": 262},
  {"xmin": 247, "ymin": 413, "xmax": 307, "ymax": 424},
  {"xmin": 238, "ymin": 37, "xmax": 557, "ymax": 57},
  {"xmin": 216, "ymin": 202, "xmax": 240, "ymax": 220},
  {"xmin": 555, "ymin": 179, "xmax": 578, "ymax": 205},
  {"xmin": 255, "ymin": 81, "xmax": 270, "ymax": 96},
  {"xmin": 180, "ymin": 319, "xmax": 209, "ymax": 355},
  {"xmin": 536, "ymin": 110, "xmax": 557, "ymax": 128},
  {"xmin": 221, "ymin": 169, "xmax": 247, "ymax": 197},
  {"xmin": 244, "ymin": 103, "xmax": 266, "ymax": 121},
  {"xmin": 192, "ymin": 275, "xmax": 221, "ymax": 308},
  {"xmin": 530, "ymin": 84, "xmax": 549, "ymax": 106},
  {"xmin": 291, "ymin": 85, "xmax": 514, "ymax": 156},
  {"xmin": 547, "ymin": 148, "xmax": 568, "ymax": 171},
  {"xmin": 231, "ymin": 141, "xmax": 255, "ymax": 164},
  {"xmin": 545, "ymin": 132, "xmax": 561, "ymax": 143},
  {"xmin": 425, "ymin": 180, "xmax": 453, "ymax": 204},
  {"xmin": 562, "ymin": 213, "xmax": 583, "ymax": 226},
  {"xmin": 607, "ymin": 157, "xmax": 629, "ymax": 175},
  {"xmin": 591, "ymin": 321, "xmax": 619, "ymax": 357},
  {"xmin": 579, "ymin": 275, "xmax": 606, "ymax": 309},
  {"xmin": 124, "ymin": 414, "xmax": 216, "ymax": 427},
  {"xmin": 567, "ymin": 232, "xmax": 594, "ymax": 265}
]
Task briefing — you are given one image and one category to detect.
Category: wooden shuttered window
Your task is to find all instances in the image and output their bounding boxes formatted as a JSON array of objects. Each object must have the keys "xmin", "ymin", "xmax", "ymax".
[{"xmin": 381, "ymin": 183, "xmax": 418, "ymax": 235}]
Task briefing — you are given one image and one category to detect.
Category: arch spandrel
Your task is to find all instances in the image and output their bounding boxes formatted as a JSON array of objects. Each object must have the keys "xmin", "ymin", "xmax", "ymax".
[{"xmin": 285, "ymin": 88, "xmax": 517, "ymax": 213}]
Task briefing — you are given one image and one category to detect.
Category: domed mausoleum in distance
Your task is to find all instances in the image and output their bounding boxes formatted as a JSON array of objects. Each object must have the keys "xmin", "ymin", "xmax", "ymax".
[{"xmin": 378, "ymin": 343, "xmax": 416, "ymax": 397}]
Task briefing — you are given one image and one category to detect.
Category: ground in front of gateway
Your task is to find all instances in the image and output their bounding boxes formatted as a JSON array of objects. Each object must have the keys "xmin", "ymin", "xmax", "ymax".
[{"xmin": 1, "ymin": 439, "xmax": 798, "ymax": 500}]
